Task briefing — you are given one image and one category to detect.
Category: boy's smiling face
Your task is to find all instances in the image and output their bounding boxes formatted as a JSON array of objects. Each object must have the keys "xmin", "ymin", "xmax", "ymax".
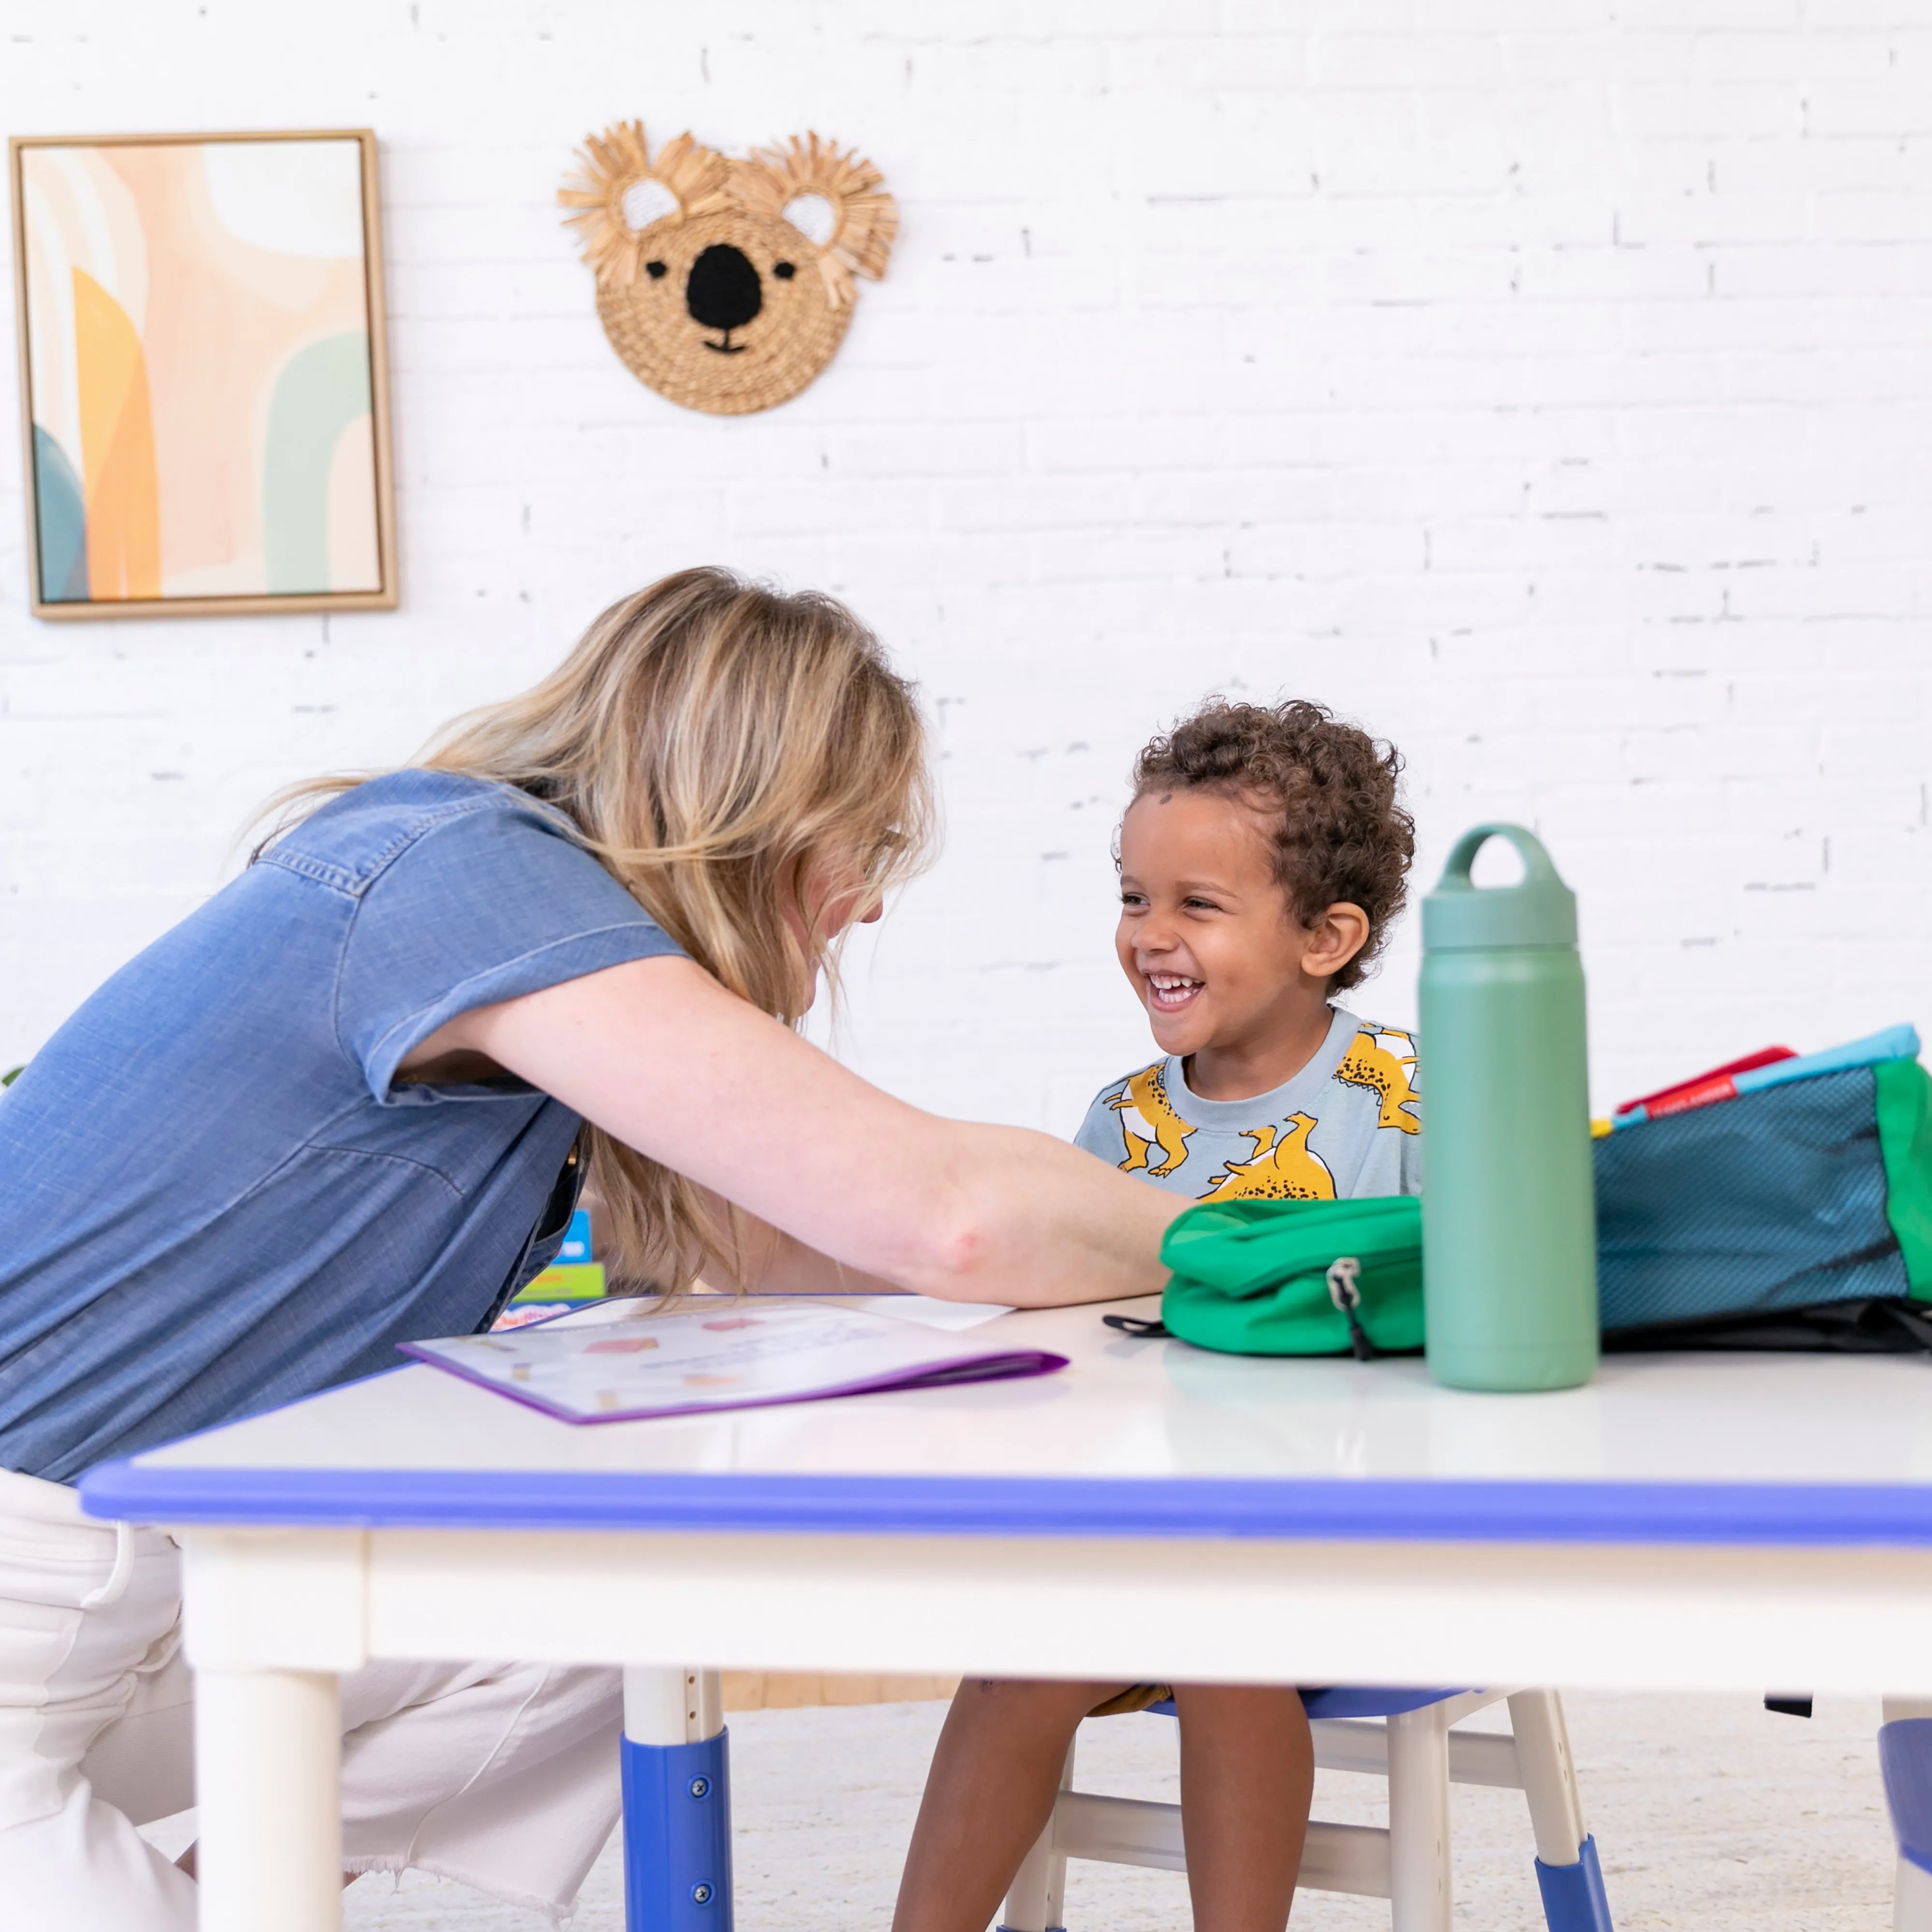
[{"xmin": 1115, "ymin": 786, "xmax": 1370, "ymax": 1099}]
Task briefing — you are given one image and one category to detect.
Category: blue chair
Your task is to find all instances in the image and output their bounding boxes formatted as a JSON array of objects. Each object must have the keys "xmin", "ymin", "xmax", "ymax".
[{"xmin": 998, "ymin": 1686, "xmax": 1614, "ymax": 1932}]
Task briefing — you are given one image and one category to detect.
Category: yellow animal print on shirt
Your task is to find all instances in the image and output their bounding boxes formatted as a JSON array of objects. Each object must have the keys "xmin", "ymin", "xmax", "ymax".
[
  {"xmin": 1333, "ymin": 1028, "xmax": 1421, "ymax": 1135},
  {"xmin": 1108, "ymin": 1062, "xmax": 1195, "ymax": 1178},
  {"xmin": 1200, "ymin": 1112, "xmax": 1337, "ymax": 1202}
]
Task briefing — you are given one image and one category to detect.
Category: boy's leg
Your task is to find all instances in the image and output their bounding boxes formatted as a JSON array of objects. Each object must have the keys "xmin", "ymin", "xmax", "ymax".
[
  {"xmin": 893, "ymin": 1677, "xmax": 1124, "ymax": 1932},
  {"xmin": 1171, "ymin": 1684, "xmax": 1313, "ymax": 1932}
]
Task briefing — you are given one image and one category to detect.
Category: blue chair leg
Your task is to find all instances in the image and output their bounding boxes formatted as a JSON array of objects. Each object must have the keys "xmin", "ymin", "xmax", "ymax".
[
  {"xmin": 622, "ymin": 1728, "xmax": 734, "ymax": 1932},
  {"xmin": 1534, "ymin": 1833, "xmax": 1613, "ymax": 1932},
  {"xmin": 1880, "ymin": 1717, "xmax": 1932, "ymax": 1906}
]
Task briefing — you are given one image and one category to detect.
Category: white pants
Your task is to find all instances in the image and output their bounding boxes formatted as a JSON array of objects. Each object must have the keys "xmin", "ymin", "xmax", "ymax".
[{"xmin": 0, "ymin": 1469, "xmax": 624, "ymax": 1928}]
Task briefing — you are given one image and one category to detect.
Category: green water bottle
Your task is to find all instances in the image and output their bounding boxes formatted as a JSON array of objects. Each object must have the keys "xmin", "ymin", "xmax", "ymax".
[{"xmin": 1419, "ymin": 824, "xmax": 1598, "ymax": 1392}]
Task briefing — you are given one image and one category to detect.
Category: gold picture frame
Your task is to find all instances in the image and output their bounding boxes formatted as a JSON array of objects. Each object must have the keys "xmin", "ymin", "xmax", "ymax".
[{"xmin": 10, "ymin": 128, "xmax": 397, "ymax": 620}]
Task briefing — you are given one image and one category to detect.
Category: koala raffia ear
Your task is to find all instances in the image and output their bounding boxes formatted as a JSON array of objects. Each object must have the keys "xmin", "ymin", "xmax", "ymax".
[
  {"xmin": 559, "ymin": 121, "xmax": 734, "ymax": 288},
  {"xmin": 731, "ymin": 133, "xmax": 897, "ymax": 310}
]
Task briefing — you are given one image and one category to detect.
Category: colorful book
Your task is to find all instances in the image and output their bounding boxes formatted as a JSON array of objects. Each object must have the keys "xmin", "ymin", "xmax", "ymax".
[
  {"xmin": 1611, "ymin": 1024, "xmax": 1920, "ymax": 1130},
  {"xmin": 404, "ymin": 1300, "xmax": 1065, "ymax": 1424},
  {"xmin": 1612, "ymin": 1046, "xmax": 1795, "ymax": 1124},
  {"xmin": 504, "ymin": 1209, "xmax": 607, "ymax": 1319}
]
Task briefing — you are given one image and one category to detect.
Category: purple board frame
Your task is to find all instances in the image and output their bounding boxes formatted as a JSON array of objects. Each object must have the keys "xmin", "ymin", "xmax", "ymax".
[{"xmin": 75, "ymin": 1461, "xmax": 1932, "ymax": 1547}]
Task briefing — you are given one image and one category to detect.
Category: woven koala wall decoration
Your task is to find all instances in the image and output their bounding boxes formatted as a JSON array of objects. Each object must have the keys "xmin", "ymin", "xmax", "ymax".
[{"xmin": 560, "ymin": 121, "xmax": 896, "ymax": 415}]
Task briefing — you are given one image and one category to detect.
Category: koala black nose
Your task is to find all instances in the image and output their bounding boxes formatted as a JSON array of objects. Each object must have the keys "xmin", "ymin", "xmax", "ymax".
[{"xmin": 685, "ymin": 244, "xmax": 763, "ymax": 333}]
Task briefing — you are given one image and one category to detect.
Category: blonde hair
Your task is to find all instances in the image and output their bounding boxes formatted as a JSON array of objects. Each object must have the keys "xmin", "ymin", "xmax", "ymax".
[{"xmin": 257, "ymin": 568, "xmax": 934, "ymax": 1290}]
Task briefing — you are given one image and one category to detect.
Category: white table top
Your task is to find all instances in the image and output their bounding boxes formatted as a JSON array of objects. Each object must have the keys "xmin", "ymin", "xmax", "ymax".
[{"xmin": 79, "ymin": 1295, "xmax": 1932, "ymax": 1547}]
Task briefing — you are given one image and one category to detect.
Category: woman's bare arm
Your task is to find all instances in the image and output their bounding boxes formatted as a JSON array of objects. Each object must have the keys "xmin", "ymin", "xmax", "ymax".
[
  {"xmin": 692, "ymin": 1204, "xmax": 902, "ymax": 1299},
  {"xmin": 406, "ymin": 956, "xmax": 1178, "ymax": 1307}
]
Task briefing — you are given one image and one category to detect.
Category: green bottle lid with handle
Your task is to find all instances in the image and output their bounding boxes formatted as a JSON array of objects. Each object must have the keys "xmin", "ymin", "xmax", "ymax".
[{"xmin": 1418, "ymin": 824, "xmax": 1598, "ymax": 1392}]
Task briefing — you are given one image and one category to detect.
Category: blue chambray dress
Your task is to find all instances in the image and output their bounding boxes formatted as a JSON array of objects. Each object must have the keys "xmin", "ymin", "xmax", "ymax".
[{"xmin": 0, "ymin": 770, "xmax": 685, "ymax": 1481}]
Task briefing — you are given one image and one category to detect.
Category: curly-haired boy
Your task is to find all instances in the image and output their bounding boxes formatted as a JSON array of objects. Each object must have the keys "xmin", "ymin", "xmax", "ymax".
[
  {"xmin": 892, "ymin": 698, "xmax": 1420, "ymax": 1932},
  {"xmin": 1082, "ymin": 696, "xmax": 1420, "ymax": 1200}
]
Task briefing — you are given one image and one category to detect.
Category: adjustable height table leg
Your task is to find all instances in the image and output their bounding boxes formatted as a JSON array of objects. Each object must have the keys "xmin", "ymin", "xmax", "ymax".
[{"xmin": 623, "ymin": 1667, "xmax": 733, "ymax": 1932}]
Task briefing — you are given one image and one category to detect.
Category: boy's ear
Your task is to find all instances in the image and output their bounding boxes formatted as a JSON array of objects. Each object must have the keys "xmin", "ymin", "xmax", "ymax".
[{"xmin": 1302, "ymin": 902, "xmax": 1371, "ymax": 980}]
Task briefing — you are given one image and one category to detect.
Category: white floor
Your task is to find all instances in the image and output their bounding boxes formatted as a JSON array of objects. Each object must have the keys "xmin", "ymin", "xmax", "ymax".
[{"xmin": 145, "ymin": 1690, "xmax": 1901, "ymax": 1928}]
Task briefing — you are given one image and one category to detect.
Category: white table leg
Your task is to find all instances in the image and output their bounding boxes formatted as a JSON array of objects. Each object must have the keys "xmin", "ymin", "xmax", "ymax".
[
  {"xmin": 194, "ymin": 1664, "xmax": 342, "ymax": 1932},
  {"xmin": 626, "ymin": 1664, "xmax": 724, "ymax": 1746}
]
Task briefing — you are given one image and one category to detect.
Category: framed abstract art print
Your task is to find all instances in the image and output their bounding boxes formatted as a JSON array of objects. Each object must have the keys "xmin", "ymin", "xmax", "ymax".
[{"xmin": 9, "ymin": 128, "xmax": 396, "ymax": 619}]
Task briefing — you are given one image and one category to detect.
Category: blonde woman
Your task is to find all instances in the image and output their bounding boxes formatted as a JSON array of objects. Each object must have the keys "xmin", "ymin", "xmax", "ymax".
[{"xmin": 0, "ymin": 569, "xmax": 1179, "ymax": 1932}]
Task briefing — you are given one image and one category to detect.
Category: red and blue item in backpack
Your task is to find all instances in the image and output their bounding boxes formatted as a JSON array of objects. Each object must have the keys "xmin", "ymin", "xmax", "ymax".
[{"xmin": 1594, "ymin": 1023, "xmax": 1932, "ymax": 1352}]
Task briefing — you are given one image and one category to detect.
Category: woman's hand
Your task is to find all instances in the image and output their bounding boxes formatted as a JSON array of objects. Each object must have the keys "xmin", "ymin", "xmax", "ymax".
[{"xmin": 403, "ymin": 957, "xmax": 1179, "ymax": 1307}]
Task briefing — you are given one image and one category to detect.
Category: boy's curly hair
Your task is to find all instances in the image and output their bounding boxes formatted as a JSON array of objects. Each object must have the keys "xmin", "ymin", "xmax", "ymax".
[{"xmin": 1130, "ymin": 698, "xmax": 1414, "ymax": 992}]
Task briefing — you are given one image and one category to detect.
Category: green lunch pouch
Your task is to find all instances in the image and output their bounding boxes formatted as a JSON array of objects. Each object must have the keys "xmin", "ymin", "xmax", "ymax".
[{"xmin": 1158, "ymin": 1195, "xmax": 1424, "ymax": 1359}]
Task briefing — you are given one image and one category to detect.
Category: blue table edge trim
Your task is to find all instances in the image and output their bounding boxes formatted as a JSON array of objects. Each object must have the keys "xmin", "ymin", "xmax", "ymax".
[{"xmin": 74, "ymin": 1462, "xmax": 1932, "ymax": 1546}]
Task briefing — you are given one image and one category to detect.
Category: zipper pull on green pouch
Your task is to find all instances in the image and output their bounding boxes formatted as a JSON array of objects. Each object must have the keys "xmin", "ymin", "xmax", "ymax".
[{"xmin": 1324, "ymin": 1255, "xmax": 1377, "ymax": 1361}]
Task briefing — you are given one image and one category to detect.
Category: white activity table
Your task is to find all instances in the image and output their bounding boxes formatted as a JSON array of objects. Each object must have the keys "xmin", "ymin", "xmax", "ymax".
[{"xmin": 79, "ymin": 1294, "xmax": 1932, "ymax": 1931}]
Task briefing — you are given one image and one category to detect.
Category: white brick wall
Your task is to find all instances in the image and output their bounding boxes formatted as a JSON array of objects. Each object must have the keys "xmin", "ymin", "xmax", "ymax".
[{"xmin": 4, "ymin": 1, "xmax": 1931, "ymax": 1135}]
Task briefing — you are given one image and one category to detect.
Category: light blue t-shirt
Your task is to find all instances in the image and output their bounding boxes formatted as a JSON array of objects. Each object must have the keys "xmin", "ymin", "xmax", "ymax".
[
  {"xmin": 0, "ymin": 770, "xmax": 686, "ymax": 1482},
  {"xmin": 1074, "ymin": 1006, "xmax": 1423, "ymax": 1203}
]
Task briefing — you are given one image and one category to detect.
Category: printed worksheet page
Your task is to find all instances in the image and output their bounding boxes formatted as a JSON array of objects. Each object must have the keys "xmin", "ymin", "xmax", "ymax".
[{"xmin": 403, "ymin": 1299, "xmax": 1064, "ymax": 1424}]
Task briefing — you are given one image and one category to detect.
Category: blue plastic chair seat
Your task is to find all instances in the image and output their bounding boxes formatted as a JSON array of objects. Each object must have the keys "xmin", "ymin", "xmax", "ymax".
[{"xmin": 1145, "ymin": 1687, "xmax": 1464, "ymax": 1721}]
